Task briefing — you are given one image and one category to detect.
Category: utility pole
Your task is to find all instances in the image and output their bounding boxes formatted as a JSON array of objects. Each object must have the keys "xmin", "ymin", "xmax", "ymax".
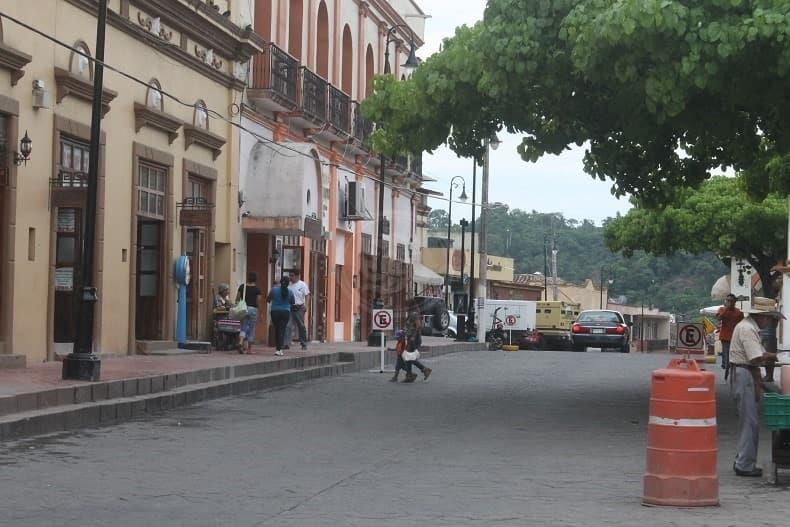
[
  {"xmin": 550, "ymin": 236, "xmax": 558, "ymax": 301},
  {"xmin": 63, "ymin": 0, "xmax": 107, "ymax": 381},
  {"xmin": 476, "ymin": 143, "xmax": 491, "ymax": 343},
  {"xmin": 543, "ymin": 234, "xmax": 548, "ymax": 301},
  {"xmin": 468, "ymin": 160, "xmax": 477, "ymax": 336}
]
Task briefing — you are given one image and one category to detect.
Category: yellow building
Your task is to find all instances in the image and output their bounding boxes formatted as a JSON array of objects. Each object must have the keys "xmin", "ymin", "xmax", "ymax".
[{"xmin": 0, "ymin": 0, "xmax": 262, "ymax": 366}]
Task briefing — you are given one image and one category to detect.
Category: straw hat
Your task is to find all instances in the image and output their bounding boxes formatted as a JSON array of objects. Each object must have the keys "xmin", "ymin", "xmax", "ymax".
[{"xmin": 746, "ymin": 297, "xmax": 785, "ymax": 319}]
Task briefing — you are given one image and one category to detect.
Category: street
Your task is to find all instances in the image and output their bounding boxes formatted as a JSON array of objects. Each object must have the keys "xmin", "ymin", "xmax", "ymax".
[{"xmin": 1, "ymin": 349, "xmax": 787, "ymax": 527}]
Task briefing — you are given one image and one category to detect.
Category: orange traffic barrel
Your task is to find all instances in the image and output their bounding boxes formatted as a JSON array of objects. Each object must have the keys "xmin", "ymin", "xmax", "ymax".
[{"xmin": 643, "ymin": 358, "xmax": 718, "ymax": 507}]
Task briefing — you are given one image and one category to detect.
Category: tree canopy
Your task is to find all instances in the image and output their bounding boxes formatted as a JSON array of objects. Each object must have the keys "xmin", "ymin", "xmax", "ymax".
[
  {"xmin": 364, "ymin": 0, "xmax": 790, "ymax": 204},
  {"xmin": 604, "ymin": 176, "xmax": 787, "ymax": 297}
]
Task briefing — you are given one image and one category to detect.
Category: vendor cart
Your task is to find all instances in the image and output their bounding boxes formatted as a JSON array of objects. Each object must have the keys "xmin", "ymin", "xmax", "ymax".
[
  {"xmin": 213, "ymin": 310, "xmax": 240, "ymax": 351},
  {"xmin": 763, "ymin": 392, "xmax": 790, "ymax": 484}
]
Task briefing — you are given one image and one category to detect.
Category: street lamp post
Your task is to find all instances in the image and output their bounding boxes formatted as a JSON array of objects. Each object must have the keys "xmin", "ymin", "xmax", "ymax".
[
  {"xmin": 476, "ymin": 135, "xmax": 501, "ymax": 344},
  {"xmin": 543, "ymin": 234, "xmax": 549, "ymax": 301},
  {"xmin": 368, "ymin": 24, "xmax": 418, "ymax": 346},
  {"xmin": 599, "ymin": 267, "xmax": 615, "ymax": 309},
  {"xmin": 467, "ymin": 160, "xmax": 477, "ymax": 337},
  {"xmin": 63, "ymin": 0, "xmax": 107, "ymax": 381},
  {"xmin": 444, "ymin": 176, "xmax": 467, "ymax": 307}
]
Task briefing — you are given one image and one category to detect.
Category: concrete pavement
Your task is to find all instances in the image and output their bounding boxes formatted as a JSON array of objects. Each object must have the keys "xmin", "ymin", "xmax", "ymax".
[{"xmin": 1, "ymin": 349, "xmax": 787, "ymax": 526}]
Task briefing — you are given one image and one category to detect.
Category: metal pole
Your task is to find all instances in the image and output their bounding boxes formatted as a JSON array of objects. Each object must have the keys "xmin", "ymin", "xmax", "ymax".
[
  {"xmin": 367, "ymin": 152, "xmax": 386, "ymax": 346},
  {"xmin": 459, "ymin": 218, "xmax": 468, "ymax": 314},
  {"xmin": 543, "ymin": 235, "xmax": 548, "ymax": 301},
  {"xmin": 444, "ymin": 184, "xmax": 453, "ymax": 306},
  {"xmin": 468, "ymin": 160, "xmax": 477, "ymax": 335},
  {"xmin": 63, "ymin": 0, "xmax": 107, "ymax": 381},
  {"xmin": 600, "ymin": 268, "xmax": 604, "ymax": 309},
  {"xmin": 641, "ymin": 301, "xmax": 645, "ymax": 353},
  {"xmin": 476, "ymin": 142, "xmax": 490, "ymax": 343}
]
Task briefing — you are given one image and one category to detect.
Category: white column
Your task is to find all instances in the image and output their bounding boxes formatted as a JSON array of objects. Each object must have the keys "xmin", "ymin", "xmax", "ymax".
[{"xmin": 476, "ymin": 145, "xmax": 490, "ymax": 343}]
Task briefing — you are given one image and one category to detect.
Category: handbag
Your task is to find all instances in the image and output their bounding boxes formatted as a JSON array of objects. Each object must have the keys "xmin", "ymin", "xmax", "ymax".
[
  {"xmin": 402, "ymin": 349, "xmax": 420, "ymax": 362},
  {"xmin": 229, "ymin": 283, "xmax": 248, "ymax": 321}
]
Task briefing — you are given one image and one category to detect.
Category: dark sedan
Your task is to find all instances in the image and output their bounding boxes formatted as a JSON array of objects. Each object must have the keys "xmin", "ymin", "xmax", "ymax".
[{"xmin": 570, "ymin": 310, "xmax": 630, "ymax": 353}]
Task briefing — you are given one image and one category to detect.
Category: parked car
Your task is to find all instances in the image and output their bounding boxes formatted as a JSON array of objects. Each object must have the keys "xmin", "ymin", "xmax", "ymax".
[
  {"xmin": 414, "ymin": 296, "xmax": 450, "ymax": 334},
  {"xmin": 570, "ymin": 310, "xmax": 630, "ymax": 353}
]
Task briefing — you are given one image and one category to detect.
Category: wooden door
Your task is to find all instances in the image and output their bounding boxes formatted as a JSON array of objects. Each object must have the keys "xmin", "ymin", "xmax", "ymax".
[
  {"xmin": 136, "ymin": 220, "xmax": 163, "ymax": 340},
  {"xmin": 310, "ymin": 251, "xmax": 328, "ymax": 342},
  {"xmin": 186, "ymin": 228, "xmax": 207, "ymax": 340},
  {"xmin": 53, "ymin": 208, "xmax": 82, "ymax": 342}
]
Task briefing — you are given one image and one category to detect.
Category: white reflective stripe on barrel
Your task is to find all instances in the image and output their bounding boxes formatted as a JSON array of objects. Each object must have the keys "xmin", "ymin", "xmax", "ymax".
[{"xmin": 649, "ymin": 416, "xmax": 716, "ymax": 427}]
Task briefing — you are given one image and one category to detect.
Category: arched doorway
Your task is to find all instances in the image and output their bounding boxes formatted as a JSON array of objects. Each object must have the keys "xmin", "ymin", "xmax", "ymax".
[
  {"xmin": 341, "ymin": 25, "xmax": 353, "ymax": 95},
  {"xmin": 316, "ymin": 1, "xmax": 329, "ymax": 79},
  {"xmin": 289, "ymin": 0, "xmax": 303, "ymax": 60}
]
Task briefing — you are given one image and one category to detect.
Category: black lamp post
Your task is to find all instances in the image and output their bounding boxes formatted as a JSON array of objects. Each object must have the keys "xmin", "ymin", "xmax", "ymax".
[
  {"xmin": 444, "ymin": 176, "xmax": 467, "ymax": 307},
  {"xmin": 543, "ymin": 234, "xmax": 549, "ymax": 301},
  {"xmin": 63, "ymin": 0, "xmax": 106, "ymax": 380},
  {"xmin": 368, "ymin": 24, "xmax": 418, "ymax": 346}
]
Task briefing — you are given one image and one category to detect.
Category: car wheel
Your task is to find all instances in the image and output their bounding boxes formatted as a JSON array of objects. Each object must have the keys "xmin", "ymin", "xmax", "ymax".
[{"xmin": 432, "ymin": 307, "xmax": 450, "ymax": 331}]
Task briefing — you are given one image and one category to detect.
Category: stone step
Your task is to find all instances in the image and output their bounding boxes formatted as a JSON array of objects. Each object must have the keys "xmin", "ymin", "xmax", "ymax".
[
  {"xmin": 0, "ymin": 353, "xmax": 340, "ymax": 419},
  {"xmin": 0, "ymin": 361, "xmax": 355, "ymax": 440}
]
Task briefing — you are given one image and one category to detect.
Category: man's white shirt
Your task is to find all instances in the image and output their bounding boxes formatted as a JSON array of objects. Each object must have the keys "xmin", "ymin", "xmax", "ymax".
[{"xmin": 290, "ymin": 280, "xmax": 310, "ymax": 306}]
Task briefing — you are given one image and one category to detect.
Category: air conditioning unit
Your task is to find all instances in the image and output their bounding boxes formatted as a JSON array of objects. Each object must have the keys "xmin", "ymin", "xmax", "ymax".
[{"xmin": 344, "ymin": 181, "xmax": 366, "ymax": 220}]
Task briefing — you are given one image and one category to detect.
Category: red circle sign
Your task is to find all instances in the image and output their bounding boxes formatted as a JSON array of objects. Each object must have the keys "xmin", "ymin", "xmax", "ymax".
[
  {"xmin": 679, "ymin": 325, "xmax": 702, "ymax": 348},
  {"xmin": 374, "ymin": 311, "xmax": 392, "ymax": 329},
  {"xmin": 505, "ymin": 315, "xmax": 517, "ymax": 326}
]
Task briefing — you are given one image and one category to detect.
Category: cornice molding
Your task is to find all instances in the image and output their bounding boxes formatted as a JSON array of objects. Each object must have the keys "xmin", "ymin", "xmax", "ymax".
[
  {"xmin": 54, "ymin": 67, "xmax": 118, "ymax": 116},
  {"xmin": 62, "ymin": 0, "xmax": 258, "ymax": 90},
  {"xmin": 183, "ymin": 124, "xmax": 225, "ymax": 160},
  {"xmin": 134, "ymin": 102, "xmax": 182, "ymax": 144},
  {"xmin": 0, "ymin": 41, "xmax": 32, "ymax": 86}
]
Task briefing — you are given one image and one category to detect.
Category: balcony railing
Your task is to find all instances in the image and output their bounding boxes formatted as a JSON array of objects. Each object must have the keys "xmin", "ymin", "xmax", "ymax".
[
  {"xmin": 327, "ymin": 85, "xmax": 350, "ymax": 134},
  {"xmin": 251, "ymin": 43, "xmax": 298, "ymax": 106},
  {"xmin": 352, "ymin": 102, "xmax": 374, "ymax": 144},
  {"xmin": 409, "ymin": 154, "xmax": 422, "ymax": 177},
  {"xmin": 301, "ymin": 67, "xmax": 327, "ymax": 121}
]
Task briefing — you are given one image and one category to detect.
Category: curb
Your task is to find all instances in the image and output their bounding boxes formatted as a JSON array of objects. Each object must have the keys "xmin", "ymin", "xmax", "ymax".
[{"xmin": 0, "ymin": 341, "xmax": 485, "ymax": 441}]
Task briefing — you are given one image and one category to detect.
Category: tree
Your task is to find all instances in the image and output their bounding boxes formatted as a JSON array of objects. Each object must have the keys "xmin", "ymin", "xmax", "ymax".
[
  {"xmin": 427, "ymin": 209, "xmax": 449, "ymax": 231},
  {"xmin": 364, "ymin": 1, "xmax": 790, "ymax": 204},
  {"xmin": 604, "ymin": 176, "xmax": 787, "ymax": 297}
]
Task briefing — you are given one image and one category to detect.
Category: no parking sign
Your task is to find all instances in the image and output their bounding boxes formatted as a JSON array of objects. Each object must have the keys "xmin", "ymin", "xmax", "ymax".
[{"xmin": 676, "ymin": 323, "xmax": 704, "ymax": 355}]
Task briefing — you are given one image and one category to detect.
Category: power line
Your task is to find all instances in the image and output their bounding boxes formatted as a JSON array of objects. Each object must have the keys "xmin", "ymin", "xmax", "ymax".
[{"xmin": 0, "ymin": 10, "xmax": 432, "ymax": 198}]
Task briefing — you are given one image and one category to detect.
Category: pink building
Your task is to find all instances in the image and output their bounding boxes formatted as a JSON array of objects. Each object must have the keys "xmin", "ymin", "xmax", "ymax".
[{"xmin": 237, "ymin": 0, "xmax": 428, "ymax": 343}]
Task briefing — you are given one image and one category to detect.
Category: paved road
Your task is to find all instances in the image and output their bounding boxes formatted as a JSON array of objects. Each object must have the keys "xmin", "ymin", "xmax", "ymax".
[{"xmin": 1, "ymin": 350, "xmax": 787, "ymax": 526}]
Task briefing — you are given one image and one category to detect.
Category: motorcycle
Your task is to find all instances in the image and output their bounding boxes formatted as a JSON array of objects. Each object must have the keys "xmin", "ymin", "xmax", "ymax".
[{"xmin": 486, "ymin": 307, "xmax": 505, "ymax": 351}]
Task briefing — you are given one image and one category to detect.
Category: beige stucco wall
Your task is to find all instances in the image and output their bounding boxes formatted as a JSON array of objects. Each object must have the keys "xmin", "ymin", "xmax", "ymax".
[
  {"xmin": 421, "ymin": 248, "xmax": 514, "ymax": 283},
  {"xmin": 0, "ymin": 0, "xmax": 244, "ymax": 363}
]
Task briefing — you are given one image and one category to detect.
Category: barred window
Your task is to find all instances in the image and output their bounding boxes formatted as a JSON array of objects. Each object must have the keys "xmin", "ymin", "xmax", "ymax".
[
  {"xmin": 362, "ymin": 233, "xmax": 372, "ymax": 255},
  {"xmin": 396, "ymin": 243, "xmax": 406, "ymax": 261}
]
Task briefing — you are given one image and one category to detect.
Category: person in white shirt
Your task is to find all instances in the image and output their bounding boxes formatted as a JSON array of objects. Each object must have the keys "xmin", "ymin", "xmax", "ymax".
[{"xmin": 287, "ymin": 271, "xmax": 310, "ymax": 350}]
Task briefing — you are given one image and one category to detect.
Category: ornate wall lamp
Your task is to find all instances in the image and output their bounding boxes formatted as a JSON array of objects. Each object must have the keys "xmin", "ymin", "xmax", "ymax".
[{"xmin": 14, "ymin": 131, "xmax": 32, "ymax": 166}]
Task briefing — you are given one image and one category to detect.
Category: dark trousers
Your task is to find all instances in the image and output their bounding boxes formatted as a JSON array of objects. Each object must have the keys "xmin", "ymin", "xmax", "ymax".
[
  {"xmin": 271, "ymin": 311, "xmax": 290, "ymax": 350},
  {"xmin": 395, "ymin": 355, "xmax": 426, "ymax": 374}
]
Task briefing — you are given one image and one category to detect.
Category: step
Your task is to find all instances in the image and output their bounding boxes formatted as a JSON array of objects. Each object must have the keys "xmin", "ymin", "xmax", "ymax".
[
  {"xmin": 0, "ymin": 353, "xmax": 341, "ymax": 419},
  {"xmin": 0, "ymin": 361, "xmax": 355, "ymax": 440}
]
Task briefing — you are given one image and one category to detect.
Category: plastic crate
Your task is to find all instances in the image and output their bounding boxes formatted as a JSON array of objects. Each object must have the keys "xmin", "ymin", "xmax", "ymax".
[{"xmin": 763, "ymin": 393, "xmax": 790, "ymax": 430}]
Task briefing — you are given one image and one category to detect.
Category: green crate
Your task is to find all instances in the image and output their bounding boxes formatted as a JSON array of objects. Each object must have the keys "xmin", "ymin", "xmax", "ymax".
[{"xmin": 763, "ymin": 393, "xmax": 790, "ymax": 430}]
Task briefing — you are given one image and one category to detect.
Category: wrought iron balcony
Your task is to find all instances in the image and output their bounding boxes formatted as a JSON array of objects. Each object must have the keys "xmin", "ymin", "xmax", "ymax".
[
  {"xmin": 352, "ymin": 101, "xmax": 374, "ymax": 145},
  {"xmin": 250, "ymin": 43, "xmax": 298, "ymax": 109},
  {"xmin": 50, "ymin": 170, "xmax": 89, "ymax": 207},
  {"xmin": 300, "ymin": 67, "xmax": 327, "ymax": 121},
  {"xmin": 327, "ymin": 85, "xmax": 350, "ymax": 134}
]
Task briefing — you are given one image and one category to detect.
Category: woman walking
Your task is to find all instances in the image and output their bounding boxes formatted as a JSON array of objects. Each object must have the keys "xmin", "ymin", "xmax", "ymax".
[
  {"xmin": 236, "ymin": 272, "xmax": 262, "ymax": 354},
  {"xmin": 268, "ymin": 276, "xmax": 295, "ymax": 356}
]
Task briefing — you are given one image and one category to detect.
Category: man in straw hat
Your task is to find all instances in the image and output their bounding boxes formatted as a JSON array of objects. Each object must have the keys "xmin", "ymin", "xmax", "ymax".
[{"xmin": 728, "ymin": 298, "xmax": 783, "ymax": 477}]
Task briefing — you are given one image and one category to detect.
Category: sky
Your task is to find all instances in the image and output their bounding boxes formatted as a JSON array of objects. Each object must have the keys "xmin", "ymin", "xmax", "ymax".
[{"xmin": 416, "ymin": 0, "xmax": 633, "ymax": 225}]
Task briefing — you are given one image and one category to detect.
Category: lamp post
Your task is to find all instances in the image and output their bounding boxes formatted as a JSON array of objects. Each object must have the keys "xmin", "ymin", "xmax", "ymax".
[
  {"xmin": 444, "ymin": 176, "xmax": 467, "ymax": 307},
  {"xmin": 476, "ymin": 134, "xmax": 501, "ymax": 344},
  {"xmin": 63, "ymin": 0, "xmax": 107, "ymax": 380},
  {"xmin": 467, "ymin": 160, "xmax": 477, "ymax": 337},
  {"xmin": 459, "ymin": 218, "xmax": 469, "ymax": 312},
  {"xmin": 543, "ymin": 234, "xmax": 549, "ymax": 301},
  {"xmin": 600, "ymin": 267, "xmax": 615, "ymax": 309},
  {"xmin": 368, "ymin": 24, "xmax": 418, "ymax": 346}
]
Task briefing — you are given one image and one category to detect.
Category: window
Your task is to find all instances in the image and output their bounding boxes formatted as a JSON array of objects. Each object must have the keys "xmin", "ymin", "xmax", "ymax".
[
  {"xmin": 381, "ymin": 240, "xmax": 390, "ymax": 257},
  {"xmin": 59, "ymin": 137, "xmax": 90, "ymax": 186},
  {"xmin": 146, "ymin": 79, "xmax": 163, "ymax": 111},
  {"xmin": 194, "ymin": 100, "xmax": 208, "ymax": 130},
  {"xmin": 362, "ymin": 233, "xmax": 372, "ymax": 255},
  {"xmin": 335, "ymin": 264, "xmax": 342, "ymax": 322},
  {"xmin": 396, "ymin": 243, "xmax": 405, "ymax": 262},
  {"xmin": 137, "ymin": 162, "xmax": 166, "ymax": 220},
  {"xmin": 70, "ymin": 42, "xmax": 91, "ymax": 80}
]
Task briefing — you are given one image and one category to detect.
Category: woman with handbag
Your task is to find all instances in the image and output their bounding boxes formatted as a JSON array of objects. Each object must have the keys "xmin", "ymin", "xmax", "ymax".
[
  {"xmin": 235, "ymin": 272, "xmax": 262, "ymax": 354},
  {"xmin": 267, "ymin": 276, "xmax": 295, "ymax": 356},
  {"xmin": 400, "ymin": 302, "xmax": 432, "ymax": 383}
]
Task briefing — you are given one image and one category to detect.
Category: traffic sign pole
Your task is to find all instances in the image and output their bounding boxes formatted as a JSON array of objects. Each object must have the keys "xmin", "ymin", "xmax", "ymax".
[
  {"xmin": 369, "ymin": 308, "xmax": 394, "ymax": 374},
  {"xmin": 379, "ymin": 332, "xmax": 385, "ymax": 373}
]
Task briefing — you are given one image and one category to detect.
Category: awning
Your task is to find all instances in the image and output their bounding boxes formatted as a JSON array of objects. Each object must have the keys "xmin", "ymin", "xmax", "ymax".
[
  {"xmin": 710, "ymin": 274, "xmax": 730, "ymax": 300},
  {"xmin": 414, "ymin": 262, "xmax": 444, "ymax": 286}
]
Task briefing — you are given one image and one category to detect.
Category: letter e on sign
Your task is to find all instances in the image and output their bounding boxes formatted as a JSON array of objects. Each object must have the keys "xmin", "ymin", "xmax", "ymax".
[{"xmin": 372, "ymin": 309, "xmax": 394, "ymax": 331}]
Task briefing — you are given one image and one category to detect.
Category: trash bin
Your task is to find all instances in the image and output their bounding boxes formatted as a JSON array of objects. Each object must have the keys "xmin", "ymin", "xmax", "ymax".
[{"xmin": 456, "ymin": 314, "xmax": 466, "ymax": 341}]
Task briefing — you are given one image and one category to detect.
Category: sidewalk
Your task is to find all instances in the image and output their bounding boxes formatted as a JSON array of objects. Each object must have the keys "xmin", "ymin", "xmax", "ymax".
[{"xmin": 0, "ymin": 337, "xmax": 484, "ymax": 440}]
